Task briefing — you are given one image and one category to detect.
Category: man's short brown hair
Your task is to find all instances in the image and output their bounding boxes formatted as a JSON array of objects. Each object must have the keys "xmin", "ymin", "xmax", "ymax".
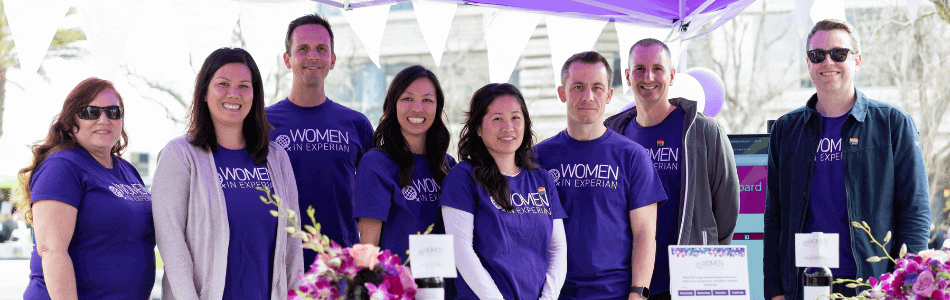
[{"xmin": 806, "ymin": 19, "xmax": 861, "ymax": 53}]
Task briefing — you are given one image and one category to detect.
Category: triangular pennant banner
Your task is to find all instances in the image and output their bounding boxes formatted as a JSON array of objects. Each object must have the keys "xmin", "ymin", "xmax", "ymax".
[
  {"xmin": 239, "ymin": 0, "xmax": 317, "ymax": 85},
  {"xmin": 79, "ymin": 0, "xmax": 143, "ymax": 80},
  {"xmin": 615, "ymin": 23, "xmax": 672, "ymax": 94},
  {"xmin": 3, "ymin": 0, "xmax": 70, "ymax": 75},
  {"xmin": 545, "ymin": 15, "xmax": 607, "ymax": 87},
  {"xmin": 785, "ymin": 0, "xmax": 816, "ymax": 39},
  {"xmin": 174, "ymin": 0, "xmax": 240, "ymax": 74},
  {"xmin": 412, "ymin": 0, "xmax": 457, "ymax": 67},
  {"xmin": 907, "ymin": 0, "xmax": 923, "ymax": 24},
  {"xmin": 810, "ymin": 0, "xmax": 846, "ymax": 24},
  {"xmin": 485, "ymin": 9, "xmax": 541, "ymax": 83},
  {"xmin": 341, "ymin": 4, "xmax": 392, "ymax": 69}
]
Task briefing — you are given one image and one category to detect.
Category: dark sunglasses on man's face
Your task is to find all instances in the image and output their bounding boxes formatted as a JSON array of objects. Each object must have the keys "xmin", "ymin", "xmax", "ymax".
[
  {"xmin": 806, "ymin": 48, "xmax": 857, "ymax": 64},
  {"xmin": 78, "ymin": 105, "xmax": 123, "ymax": 120}
]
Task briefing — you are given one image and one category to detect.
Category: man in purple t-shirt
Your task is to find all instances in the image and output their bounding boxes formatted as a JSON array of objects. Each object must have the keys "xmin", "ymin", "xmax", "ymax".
[
  {"xmin": 267, "ymin": 14, "xmax": 374, "ymax": 272},
  {"xmin": 605, "ymin": 39, "xmax": 740, "ymax": 300},
  {"xmin": 536, "ymin": 51, "xmax": 665, "ymax": 300}
]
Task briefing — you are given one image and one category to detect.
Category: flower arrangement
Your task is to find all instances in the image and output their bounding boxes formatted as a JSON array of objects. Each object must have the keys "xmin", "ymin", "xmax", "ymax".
[
  {"xmin": 257, "ymin": 187, "xmax": 418, "ymax": 300},
  {"xmin": 831, "ymin": 221, "xmax": 950, "ymax": 300}
]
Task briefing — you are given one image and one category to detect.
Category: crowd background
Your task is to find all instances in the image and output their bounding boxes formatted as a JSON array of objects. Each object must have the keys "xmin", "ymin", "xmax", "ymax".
[{"xmin": 0, "ymin": 0, "xmax": 949, "ymax": 298}]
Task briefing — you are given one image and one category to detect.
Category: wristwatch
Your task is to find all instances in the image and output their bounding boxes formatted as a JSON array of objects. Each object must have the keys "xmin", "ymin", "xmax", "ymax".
[{"xmin": 630, "ymin": 286, "xmax": 650, "ymax": 298}]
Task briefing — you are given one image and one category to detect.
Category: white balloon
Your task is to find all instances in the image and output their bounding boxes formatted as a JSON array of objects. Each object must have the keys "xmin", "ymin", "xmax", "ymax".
[{"xmin": 668, "ymin": 72, "xmax": 705, "ymax": 114}]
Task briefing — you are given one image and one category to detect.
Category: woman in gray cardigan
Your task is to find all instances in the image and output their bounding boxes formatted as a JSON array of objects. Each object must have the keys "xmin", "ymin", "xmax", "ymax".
[{"xmin": 151, "ymin": 48, "xmax": 303, "ymax": 300}]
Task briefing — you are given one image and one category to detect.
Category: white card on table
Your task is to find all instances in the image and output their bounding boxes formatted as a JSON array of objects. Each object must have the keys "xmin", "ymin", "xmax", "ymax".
[
  {"xmin": 795, "ymin": 232, "xmax": 839, "ymax": 268},
  {"xmin": 408, "ymin": 234, "xmax": 456, "ymax": 278},
  {"xmin": 670, "ymin": 245, "xmax": 751, "ymax": 300}
]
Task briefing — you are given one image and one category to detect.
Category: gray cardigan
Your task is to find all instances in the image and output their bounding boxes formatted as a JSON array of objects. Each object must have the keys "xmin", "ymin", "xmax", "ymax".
[{"xmin": 152, "ymin": 136, "xmax": 303, "ymax": 300}]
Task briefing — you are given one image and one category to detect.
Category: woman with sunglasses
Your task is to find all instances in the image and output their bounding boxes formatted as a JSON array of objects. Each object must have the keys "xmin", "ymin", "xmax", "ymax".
[
  {"xmin": 151, "ymin": 48, "xmax": 302, "ymax": 300},
  {"xmin": 16, "ymin": 78, "xmax": 155, "ymax": 299},
  {"xmin": 440, "ymin": 83, "xmax": 568, "ymax": 300},
  {"xmin": 353, "ymin": 65, "xmax": 457, "ymax": 297}
]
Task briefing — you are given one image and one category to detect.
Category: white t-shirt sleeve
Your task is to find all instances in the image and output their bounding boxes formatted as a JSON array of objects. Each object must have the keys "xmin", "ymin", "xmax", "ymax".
[
  {"xmin": 540, "ymin": 219, "xmax": 567, "ymax": 300},
  {"xmin": 441, "ymin": 205, "xmax": 505, "ymax": 300}
]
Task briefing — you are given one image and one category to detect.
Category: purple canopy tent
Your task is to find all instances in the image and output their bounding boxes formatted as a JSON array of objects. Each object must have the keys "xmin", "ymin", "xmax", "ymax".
[{"xmin": 310, "ymin": 0, "xmax": 756, "ymax": 41}]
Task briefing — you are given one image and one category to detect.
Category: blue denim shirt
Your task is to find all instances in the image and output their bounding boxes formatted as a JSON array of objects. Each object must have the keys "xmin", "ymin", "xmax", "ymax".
[{"xmin": 763, "ymin": 89, "xmax": 930, "ymax": 300}]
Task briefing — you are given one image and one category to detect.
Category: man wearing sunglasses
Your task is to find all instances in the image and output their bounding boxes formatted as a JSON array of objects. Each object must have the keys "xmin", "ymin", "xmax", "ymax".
[{"xmin": 764, "ymin": 19, "xmax": 930, "ymax": 300}]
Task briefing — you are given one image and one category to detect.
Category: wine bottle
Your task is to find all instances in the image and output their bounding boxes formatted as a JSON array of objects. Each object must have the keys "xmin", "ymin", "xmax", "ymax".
[
  {"xmin": 802, "ymin": 267, "xmax": 833, "ymax": 300},
  {"xmin": 415, "ymin": 277, "xmax": 444, "ymax": 300}
]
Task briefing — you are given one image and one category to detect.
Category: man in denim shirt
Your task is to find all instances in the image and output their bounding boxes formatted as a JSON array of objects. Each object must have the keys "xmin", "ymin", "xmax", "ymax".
[{"xmin": 763, "ymin": 19, "xmax": 930, "ymax": 300}]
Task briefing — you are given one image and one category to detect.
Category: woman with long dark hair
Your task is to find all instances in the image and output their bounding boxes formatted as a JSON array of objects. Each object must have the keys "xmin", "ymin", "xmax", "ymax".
[
  {"xmin": 354, "ymin": 65, "xmax": 454, "ymax": 254},
  {"xmin": 16, "ymin": 78, "xmax": 154, "ymax": 299},
  {"xmin": 440, "ymin": 83, "xmax": 567, "ymax": 300},
  {"xmin": 151, "ymin": 48, "xmax": 302, "ymax": 300}
]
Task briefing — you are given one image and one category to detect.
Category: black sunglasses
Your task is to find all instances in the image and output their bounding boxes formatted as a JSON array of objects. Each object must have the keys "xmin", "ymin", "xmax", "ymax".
[
  {"xmin": 78, "ymin": 105, "xmax": 123, "ymax": 120},
  {"xmin": 807, "ymin": 48, "xmax": 856, "ymax": 64}
]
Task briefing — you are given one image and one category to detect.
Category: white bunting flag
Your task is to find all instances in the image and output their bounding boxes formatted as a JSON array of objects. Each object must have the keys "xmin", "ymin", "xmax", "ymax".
[
  {"xmin": 79, "ymin": 0, "xmax": 144, "ymax": 80},
  {"xmin": 907, "ymin": 0, "xmax": 923, "ymax": 24},
  {"xmin": 341, "ymin": 4, "xmax": 392, "ymax": 69},
  {"xmin": 485, "ymin": 9, "xmax": 541, "ymax": 83},
  {"xmin": 545, "ymin": 15, "xmax": 607, "ymax": 87},
  {"xmin": 174, "ymin": 0, "xmax": 240, "ymax": 74},
  {"xmin": 412, "ymin": 0, "xmax": 457, "ymax": 67},
  {"xmin": 239, "ymin": 0, "xmax": 318, "ymax": 84},
  {"xmin": 785, "ymin": 0, "xmax": 816, "ymax": 39},
  {"xmin": 3, "ymin": 0, "xmax": 70, "ymax": 75},
  {"xmin": 810, "ymin": 0, "xmax": 846, "ymax": 25},
  {"xmin": 614, "ymin": 23, "xmax": 672, "ymax": 94}
]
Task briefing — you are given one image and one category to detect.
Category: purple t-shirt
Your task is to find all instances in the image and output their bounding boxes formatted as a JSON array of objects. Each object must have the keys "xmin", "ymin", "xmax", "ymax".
[
  {"xmin": 212, "ymin": 147, "xmax": 277, "ymax": 299},
  {"xmin": 440, "ymin": 162, "xmax": 568, "ymax": 300},
  {"xmin": 806, "ymin": 113, "xmax": 856, "ymax": 276},
  {"xmin": 623, "ymin": 107, "xmax": 685, "ymax": 294},
  {"xmin": 535, "ymin": 130, "xmax": 666, "ymax": 299},
  {"xmin": 25, "ymin": 148, "xmax": 154, "ymax": 300},
  {"xmin": 353, "ymin": 150, "xmax": 457, "ymax": 259},
  {"xmin": 266, "ymin": 98, "xmax": 373, "ymax": 270}
]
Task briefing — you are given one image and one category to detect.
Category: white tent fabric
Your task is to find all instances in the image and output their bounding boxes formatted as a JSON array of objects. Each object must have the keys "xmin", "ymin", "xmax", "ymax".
[{"xmin": 2, "ymin": 0, "xmax": 70, "ymax": 75}]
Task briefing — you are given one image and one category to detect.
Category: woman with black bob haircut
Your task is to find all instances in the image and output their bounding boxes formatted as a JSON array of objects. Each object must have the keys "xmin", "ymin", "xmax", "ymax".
[
  {"xmin": 440, "ymin": 83, "xmax": 567, "ymax": 300},
  {"xmin": 353, "ymin": 65, "xmax": 457, "ymax": 297},
  {"xmin": 17, "ymin": 78, "xmax": 154, "ymax": 299},
  {"xmin": 152, "ymin": 47, "xmax": 302, "ymax": 300}
]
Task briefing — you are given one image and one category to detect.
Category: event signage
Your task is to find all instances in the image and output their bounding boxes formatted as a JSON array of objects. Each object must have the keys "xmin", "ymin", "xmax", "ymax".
[{"xmin": 670, "ymin": 245, "xmax": 751, "ymax": 300}]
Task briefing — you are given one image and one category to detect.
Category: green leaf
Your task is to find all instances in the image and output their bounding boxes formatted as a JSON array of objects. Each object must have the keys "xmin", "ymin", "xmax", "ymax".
[{"xmin": 937, "ymin": 272, "xmax": 950, "ymax": 280}]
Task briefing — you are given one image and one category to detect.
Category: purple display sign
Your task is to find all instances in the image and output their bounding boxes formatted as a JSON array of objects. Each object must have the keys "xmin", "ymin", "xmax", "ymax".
[{"xmin": 737, "ymin": 166, "xmax": 766, "ymax": 214}]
